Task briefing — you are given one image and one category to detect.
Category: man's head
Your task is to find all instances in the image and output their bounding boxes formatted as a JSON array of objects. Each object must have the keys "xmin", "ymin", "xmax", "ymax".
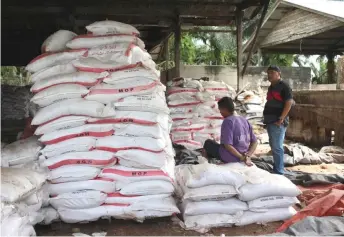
[
  {"xmin": 218, "ymin": 97, "xmax": 235, "ymax": 118},
  {"xmin": 267, "ymin": 65, "xmax": 281, "ymax": 83}
]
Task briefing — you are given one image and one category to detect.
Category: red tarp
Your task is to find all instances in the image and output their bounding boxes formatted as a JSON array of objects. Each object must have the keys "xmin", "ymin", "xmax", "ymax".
[{"xmin": 277, "ymin": 184, "xmax": 344, "ymax": 232}]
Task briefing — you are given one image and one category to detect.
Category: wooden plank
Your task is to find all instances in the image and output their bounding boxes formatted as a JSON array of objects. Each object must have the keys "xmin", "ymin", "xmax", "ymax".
[
  {"xmin": 261, "ymin": 9, "xmax": 344, "ymax": 48},
  {"xmin": 236, "ymin": 9, "xmax": 244, "ymax": 92}
]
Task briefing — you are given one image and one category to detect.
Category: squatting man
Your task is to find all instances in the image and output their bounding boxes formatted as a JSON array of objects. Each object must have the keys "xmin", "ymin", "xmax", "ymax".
[{"xmin": 202, "ymin": 65, "xmax": 293, "ymax": 172}]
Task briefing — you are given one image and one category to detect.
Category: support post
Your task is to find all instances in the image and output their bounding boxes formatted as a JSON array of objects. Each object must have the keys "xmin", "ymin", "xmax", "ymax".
[
  {"xmin": 242, "ymin": 0, "xmax": 270, "ymax": 77},
  {"xmin": 174, "ymin": 17, "xmax": 181, "ymax": 78},
  {"xmin": 236, "ymin": 9, "xmax": 244, "ymax": 92},
  {"xmin": 257, "ymin": 48, "xmax": 262, "ymax": 66},
  {"xmin": 327, "ymin": 52, "xmax": 335, "ymax": 84}
]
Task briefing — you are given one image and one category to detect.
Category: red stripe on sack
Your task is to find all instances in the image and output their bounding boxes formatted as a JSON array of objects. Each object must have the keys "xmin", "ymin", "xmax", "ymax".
[
  {"xmin": 37, "ymin": 115, "xmax": 90, "ymax": 126},
  {"xmin": 101, "ymin": 203, "xmax": 130, "ymax": 207},
  {"xmin": 76, "ymin": 62, "xmax": 142, "ymax": 73},
  {"xmin": 168, "ymin": 101, "xmax": 202, "ymax": 107},
  {"xmin": 72, "ymin": 34, "xmax": 136, "ymax": 39},
  {"xmin": 96, "ymin": 146, "xmax": 163, "ymax": 153},
  {"xmin": 172, "ymin": 126, "xmax": 205, "ymax": 132},
  {"xmin": 204, "ymin": 116, "xmax": 223, "ymax": 120},
  {"xmin": 28, "ymin": 49, "xmax": 87, "ymax": 64},
  {"xmin": 167, "ymin": 88, "xmax": 199, "ymax": 95},
  {"xmin": 32, "ymin": 80, "xmax": 102, "ymax": 94},
  {"xmin": 88, "ymin": 81, "xmax": 158, "ymax": 95},
  {"xmin": 107, "ymin": 193, "xmax": 139, "ymax": 198},
  {"xmin": 205, "ymin": 88, "xmax": 229, "ymax": 91},
  {"xmin": 87, "ymin": 118, "xmax": 156, "ymax": 126},
  {"xmin": 174, "ymin": 140, "xmax": 202, "ymax": 146},
  {"xmin": 93, "ymin": 177, "xmax": 115, "ymax": 182},
  {"xmin": 43, "ymin": 130, "xmax": 115, "ymax": 145},
  {"xmin": 47, "ymin": 157, "xmax": 117, "ymax": 170},
  {"xmin": 102, "ymin": 168, "xmax": 168, "ymax": 177},
  {"xmin": 125, "ymin": 43, "xmax": 136, "ymax": 57},
  {"xmin": 172, "ymin": 118, "xmax": 189, "ymax": 121}
]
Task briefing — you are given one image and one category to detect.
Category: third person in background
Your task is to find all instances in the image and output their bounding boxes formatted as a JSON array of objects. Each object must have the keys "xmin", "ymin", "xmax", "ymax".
[{"xmin": 263, "ymin": 65, "xmax": 294, "ymax": 175}]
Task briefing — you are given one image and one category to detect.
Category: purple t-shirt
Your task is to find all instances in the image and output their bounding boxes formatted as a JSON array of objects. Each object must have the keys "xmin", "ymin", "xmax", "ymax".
[{"xmin": 219, "ymin": 115, "xmax": 257, "ymax": 163}]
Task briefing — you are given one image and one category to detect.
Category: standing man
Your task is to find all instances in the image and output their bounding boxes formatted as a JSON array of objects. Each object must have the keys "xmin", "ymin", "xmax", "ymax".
[{"xmin": 263, "ymin": 65, "xmax": 293, "ymax": 175}]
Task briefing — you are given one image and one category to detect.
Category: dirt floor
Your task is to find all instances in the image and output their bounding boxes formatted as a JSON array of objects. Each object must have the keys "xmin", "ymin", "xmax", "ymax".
[
  {"xmin": 35, "ymin": 217, "xmax": 282, "ymax": 236},
  {"xmin": 287, "ymin": 163, "xmax": 344, "ymax": 174}
]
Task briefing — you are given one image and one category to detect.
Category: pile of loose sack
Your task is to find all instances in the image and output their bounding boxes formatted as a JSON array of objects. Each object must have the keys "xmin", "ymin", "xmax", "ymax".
[{"xmin": 1, "ymin": 20, "xmax": 300, "ymax": 236}]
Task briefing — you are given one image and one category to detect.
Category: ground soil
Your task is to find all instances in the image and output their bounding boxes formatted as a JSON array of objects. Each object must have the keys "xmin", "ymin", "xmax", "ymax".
[
  {"xmin": 287, "ymin": 163, "xmax": 344, "ymax": 174},
  {"xmin": 35, "ymin": 218, "xmax": 282, "ymax": 236}
]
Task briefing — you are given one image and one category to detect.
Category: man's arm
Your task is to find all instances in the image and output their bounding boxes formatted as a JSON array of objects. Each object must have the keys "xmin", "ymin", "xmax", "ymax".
[
  {"xmin": 246, "ymin": 121, "xmax": 258, "ymax": 157},
  {"xmin": 279, "ymin": 99, "xmax": 293, "ymax": 120},
  {"xmin": 223, "ymin": 144, "xmax": 245, "ymax": 160}
]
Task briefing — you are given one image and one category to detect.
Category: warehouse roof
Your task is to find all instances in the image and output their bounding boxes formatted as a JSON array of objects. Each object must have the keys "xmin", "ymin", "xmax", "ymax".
[
  {"xmin": 243, "ymin": 0, "xmax": 344, "ymax": 55},
  {"xmin": 2, "ymin": 0, "xmax": 263, "ymax": 66}
]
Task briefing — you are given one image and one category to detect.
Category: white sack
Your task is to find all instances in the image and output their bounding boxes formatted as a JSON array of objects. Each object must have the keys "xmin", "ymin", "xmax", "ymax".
[
  {"xmin": 40, "ymin": 137, "xmax": 96, "ymax": 158},
  {"xmin": 58, "ymin": 206, "xmax": 113, "ymax": 223},
  {"xmin": 67, "ymin": 34, "xmax": 144, "ymax": 49},
  {"xmin": 47, "ymin": 178, "xmax": 116, "ymax": 196},
  {"xmin": 112, "ymin": 123, "xmax": 168, "ymax": 139},
  {"xmin": 1, "ymin": 136, "xmax": 41, "ymax": 166},
  {"xmin": 116, "ymin": 149, "xmax": 170, "ymax": 169},
  {"xmin": 130, "ymin": 196, "xmax": 179, "ymax": 214},
  {"xmin": 37, "ymin": 207, "xmax": 60, "ymax": 225},
  {"xmin": 118, "ymin": 180, "xmax": 174, "ymax": 196},
  {"xmin": 30, "ymin": 62, "xmax": 77, "ymax": 84},
  {"xmin": 100, "ymin": 165, "xmax": 172, "ymax": 183},
  {"xmin": 238, "ymin": 174, "xmax": 301, "ymax": 201},
  {"xmin": 183, "ymin": 198, "xmax": 248, "ymax": 216},
  {"xmin": 88, "ymin": 110, "xmax": 170, "ymax": 127},
  {"xmin": 39, "ymin": 124, "xmax": 114, "ymax": 145},
  {"xmin": 48, "ymin": 165, "xmax": 101, "ymax": 183},
  {"xmin": 1, "ymin": 167, "xmax": 46, "ymax": 203},
  {"xmin": 236, "ymin": 207, "xmax": 297, "ymax": 226},
  {"xmin": 32, "ymin": 99, "xmax": 113, "ymax": 125},
  {"xmin": 18, "ymin": 224, "xmax": 36, "ymax": 236},
  {"xmin": 42, "ymin": 151, "xmax": 117, "ymax": 170},
  {"xmin": 50, "ymin": 190, "xmax": 107, "ymax": 209},
  {"xmin": 248, "ymin": 196, "xmax": 300, "ymax": 211},
  {"xmin": 104, "ymin": 66, "xmax": 159, "ymax": 84},
  {"xmin": 31, "ymin": 84, "xmax": 89, "ymax": 107},
  {"xmin": 113, "ymin": 93, "xmax": 169, "ymax": 114},
  {"xmin": 1, "ymin": 213, "xmax": 31, "ymax": 236},
  {"xmin": 182, "ymin": 185, "xmax": 237, "ymax": 202},
  {"xmin": 42, "ymin": 30, "xmax": 77, "ymax": 53},
  {"xmin": 31, "ymin": 71, "xmax": 108, "ymax": 93},
  {"xmin": 183, "ymin": 163, "xmax": 246, "ymax": 189},
  {"xmin": 26, "ymin": 49, "xmax": 87, "ymax": 73},
  {"xmin": 86, "ymin": 20, "xmax": 140, "ymax": 36},
  {"xmin": 171, "ymin": 132, "xmax": 193, "ymax": 142},
  {"xmin": 105, "ymin": 193, "xmax": 170, "ymax": 205},
  {"xmin": 85, "ymin": 80, "xmax": 162, "ymax": 104},
  {"xmin": 35, "ymin": 116, "xmax": 89, "ymax": 135},
  {"xmin": 96, "ymin": 136, "xmax": 166, "ymax": 153},
  {"xmin": 183, "ymin": 214, "xmax": 236, "ymax": 231}
]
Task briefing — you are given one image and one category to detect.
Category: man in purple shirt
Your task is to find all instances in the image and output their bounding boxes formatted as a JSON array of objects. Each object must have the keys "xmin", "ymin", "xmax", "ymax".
[{"xmin": 202, "ymin": 97, "xmax": 258, "ymax": 166}]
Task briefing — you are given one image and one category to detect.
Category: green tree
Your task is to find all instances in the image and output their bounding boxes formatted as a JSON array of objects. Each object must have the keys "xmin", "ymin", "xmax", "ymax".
[{"xmin": 1, "ymin": 66, "xmax": 31, "ymax": 86}]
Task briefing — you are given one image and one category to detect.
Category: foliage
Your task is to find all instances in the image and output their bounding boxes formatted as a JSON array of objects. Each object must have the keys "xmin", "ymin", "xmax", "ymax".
[{"xmin": 1, "ymin": 66, "xmax": 31, "ymax": 86}]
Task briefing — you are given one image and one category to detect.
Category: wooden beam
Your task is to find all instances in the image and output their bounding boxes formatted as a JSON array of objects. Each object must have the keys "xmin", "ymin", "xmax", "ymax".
[
  {"xmin": 182, "ymin": 29, "xmax": 235, "ymax": 33},
  {"xmin": 242, "ymin": 0, "xmax": 270, "ymax": 77},
  {"xmin": 236, "ymin": 9, "xmax": 244, "ymax": 92},
  {"xmin": 174, "ymin": 17, "xmax": 181, "ymax": 78}
]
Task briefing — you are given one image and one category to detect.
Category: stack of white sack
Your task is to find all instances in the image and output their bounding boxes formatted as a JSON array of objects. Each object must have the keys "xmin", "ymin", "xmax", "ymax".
[
  {"xmin": 26, "ymin": 20, "xmax": 178, "ymax": 224},
  {"xmin": 167, "ymin": 78, "xmax": 236, "ymax": 150},
  {"xmin": 235, "ymin": 90, "xmax": 265, "ymax": 125},
  {"xmin": 1, "ymin": 167, "xmax": 59, "ymax": 236},
  {"xmin": 1, "ymin": 136, "xmax": 42, "ymax": 170},
  {"xmin": 175, "ymin": 163, "xmax": 300, "ymax": 232}
]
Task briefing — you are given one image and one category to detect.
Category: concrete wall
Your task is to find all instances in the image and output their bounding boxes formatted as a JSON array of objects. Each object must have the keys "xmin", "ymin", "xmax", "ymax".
[{"xmin": 180, "ymin": 65, "xmax": 312, "ymax": 90}]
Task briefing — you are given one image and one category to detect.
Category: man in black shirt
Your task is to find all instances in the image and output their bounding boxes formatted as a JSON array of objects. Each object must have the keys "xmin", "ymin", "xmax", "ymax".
[{"xmin": 263, "ymin": 65, "xmax": 293, "ymax": 175}]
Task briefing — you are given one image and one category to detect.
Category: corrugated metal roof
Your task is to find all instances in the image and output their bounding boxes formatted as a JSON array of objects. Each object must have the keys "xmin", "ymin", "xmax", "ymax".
[
  {"xmin": 283, "ymin": 0, "xmax": 344, "ymax": 22},
  {"xmin": 243, "ymin": 0, "xmax": 344, "ymax": 54}
]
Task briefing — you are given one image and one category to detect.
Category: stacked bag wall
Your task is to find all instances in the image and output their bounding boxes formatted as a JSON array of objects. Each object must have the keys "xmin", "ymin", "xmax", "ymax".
[
  {"xmin": 175, "ymin": 162, "xmax": 300, "ymax": 232},
  {"xmin": 167, "ymin": 78, "xmax": 236, "ymax": 150},
  {"xmin": 25, "ymin": 20, "xmax": 179, "ymax": 224}
]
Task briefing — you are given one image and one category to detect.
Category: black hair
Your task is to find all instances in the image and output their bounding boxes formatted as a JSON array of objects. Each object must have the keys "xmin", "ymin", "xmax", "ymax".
[
  {"xmin": 267, "ymin": 65, "xmax": 281, "ymax": 73},
  {"xmin": 217, "ymin": 97, "xmax": 234, "ymax": 113}
]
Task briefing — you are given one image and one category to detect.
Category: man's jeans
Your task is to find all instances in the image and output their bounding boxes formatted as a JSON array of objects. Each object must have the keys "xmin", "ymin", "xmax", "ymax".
[{"xmin": 267, "ymin": 123, "xmax": 287, "ymax": 174}]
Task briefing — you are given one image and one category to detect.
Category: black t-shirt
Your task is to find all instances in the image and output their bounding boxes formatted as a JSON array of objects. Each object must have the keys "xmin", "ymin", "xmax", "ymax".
[{"xmin": 263, "ymin": 80, "xmax": 293, "ymax": 125}]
